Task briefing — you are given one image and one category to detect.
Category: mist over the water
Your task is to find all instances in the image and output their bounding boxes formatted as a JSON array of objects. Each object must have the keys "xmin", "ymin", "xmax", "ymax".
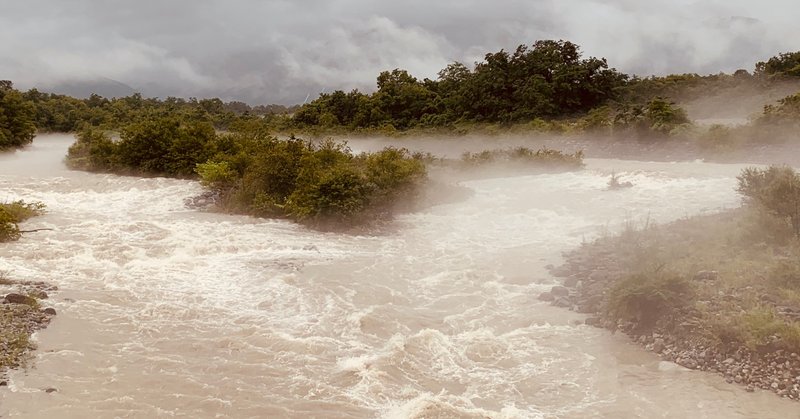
[{"xmin": 1, "ymin": 135, "xmax": 798, "ymax": 418}]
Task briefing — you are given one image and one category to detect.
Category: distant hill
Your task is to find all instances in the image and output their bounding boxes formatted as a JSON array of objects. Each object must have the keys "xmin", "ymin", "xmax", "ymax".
[{"xmin": 44, "ymin": 77, "xmax": 137, "ymax": 98}]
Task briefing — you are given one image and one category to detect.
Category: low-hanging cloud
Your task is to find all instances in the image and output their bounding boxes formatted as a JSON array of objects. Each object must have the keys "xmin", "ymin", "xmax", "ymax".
[{"xmin": 1, "ymin": 0, "xmax": 798, "ymax": 104}]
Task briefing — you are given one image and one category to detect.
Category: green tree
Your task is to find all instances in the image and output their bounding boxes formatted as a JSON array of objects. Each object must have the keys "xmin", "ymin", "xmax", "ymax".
[
  {"xmin": 755, "ymin": 51, "xmax": 800, "ymax": 77},
  {"xmin": 0, "ymin": 81, "xmax": 36, "ymax": 150}
]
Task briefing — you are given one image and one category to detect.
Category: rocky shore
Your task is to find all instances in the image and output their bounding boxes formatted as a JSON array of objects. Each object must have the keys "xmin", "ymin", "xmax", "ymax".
[
  {"xmin": 544, "ymin": 237, "xmax": 800, "ymax": 401},
  {"xmin": 0, "ymin": 277, "xmax": 58, "ymax": 387}
]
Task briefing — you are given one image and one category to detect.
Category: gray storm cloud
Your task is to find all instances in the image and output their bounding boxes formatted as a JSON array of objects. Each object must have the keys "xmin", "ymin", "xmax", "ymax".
[{"xmin": 1, "ymin": 0, "xmax": 798, "ymax": 104}]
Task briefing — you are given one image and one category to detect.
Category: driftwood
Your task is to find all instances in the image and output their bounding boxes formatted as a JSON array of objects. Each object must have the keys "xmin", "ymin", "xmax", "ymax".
[{"xmin": 19, "ymin": 228, "xmax": 54, "ymax": 233}]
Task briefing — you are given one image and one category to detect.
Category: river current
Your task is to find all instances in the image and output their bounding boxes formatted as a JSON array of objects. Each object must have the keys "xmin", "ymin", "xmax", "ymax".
[{"xmin": 1, "ymin": 135, "xmax": 797, "ymax": 418}]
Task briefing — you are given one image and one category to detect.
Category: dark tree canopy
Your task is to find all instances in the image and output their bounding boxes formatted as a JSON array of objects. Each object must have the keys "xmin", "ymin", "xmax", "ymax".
[
  {"xmin": 756, "ymin": 51, "xmax": 800, "ymax": 77},
  {"xmin": 0, "ymin": 81, "xmax": 36, "ymax": 150},
  {"xmin": 292, "ymin": 40, "xmax": 628, "ymax": 129}
]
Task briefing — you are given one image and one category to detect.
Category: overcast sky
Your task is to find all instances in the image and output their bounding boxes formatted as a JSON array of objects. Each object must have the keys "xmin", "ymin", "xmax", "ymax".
[{"xmin": 1, "ymin": 0, "xmax": 798, "ymax": 104}]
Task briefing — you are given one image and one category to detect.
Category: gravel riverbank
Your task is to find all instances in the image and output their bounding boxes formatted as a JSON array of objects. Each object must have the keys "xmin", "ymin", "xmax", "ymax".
[
  {"xmin": 0, "ymin": 277, "xmax": 58, "ymax": 387},
  {"xmin": 544, "ymin": 221, "xmax": 800, "ymax": 401}
]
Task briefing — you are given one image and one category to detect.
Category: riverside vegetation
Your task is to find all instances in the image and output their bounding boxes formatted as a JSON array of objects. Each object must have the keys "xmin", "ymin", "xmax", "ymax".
[
  {"xmin": 1, "ymin": 41, "xmax": 799, "ymax": 148},
  {"xmin": 546, "ymin": 166, "xmax": 800, "ymax": 399},
  {"xmin": 0, "ymin": 203, "xmax": 57, "ymax": 387}
]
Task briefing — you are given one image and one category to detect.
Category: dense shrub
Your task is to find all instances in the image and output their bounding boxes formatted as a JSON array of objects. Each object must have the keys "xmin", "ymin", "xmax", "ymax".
[
  {"xmin": 0, "ymin": 81, "xmax": 36, "ymax": 150},
  {"xmin": 607, "ymin": 270, "xmax": 695, "ymax": 331},
  {"xmin": 66, "ymin": 128, "xmax": 119, "ymax": 171},
  {"xmin": 0, "ymin": 201, "xmax": 45, "ymax": 242},
  {"xmin": 198, "ymin": 130, "xmax": 427, "ymax": 227},
  {"xmin": 755, "ymin": 51, "xmax": 800, "ymax": 77},
  {"xmin": 713, "ymin": 308, "xmax": 800, "ymax": 353},
  {"xmin": 612, "ymin": 97, "xmax": 691, "ymax": 138},
  {"xmin": 460, "ymin": 147, "xmax": 584, "ymax": 169},
  {"xmin": 737, "ymin": 166, "xmax": 800, "ymax": 236},
  {"xmin": 67, "ymin": 117, "xmax": 217, "ymax": 177},
  {"xmin": 117, "ymin": 117, "xmax": 217, "ymax": 176}
]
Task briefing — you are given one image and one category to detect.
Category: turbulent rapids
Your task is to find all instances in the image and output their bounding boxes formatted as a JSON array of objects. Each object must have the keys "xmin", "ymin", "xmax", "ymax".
[{"xmin": 1, "ymin": 135, "xmax": 798, "ymax": 418}]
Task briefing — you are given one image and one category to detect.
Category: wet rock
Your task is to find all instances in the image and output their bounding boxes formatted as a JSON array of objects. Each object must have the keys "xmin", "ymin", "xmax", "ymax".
[
  {"xmin": 538, "ymin": 292, "xmax": 554, "ymax": 302},
  {"xmin": 4, "ymin": 293, "xmax": 36, "ymax": 306},
  {"xmin": 43, "ymin": 308, "xmax": 57, "ymax": 316},
  {"xmin": 44, "ymin": 387, "xmax": 58, "ymax": 393},
  {"xmin": 653, "ymin": 338, "xmax": 665, "ymax": 354},
  {"xmin": 183, "ymin": 190, "xmax": 221, "ymax": 209},
  {"xmin": 550, "ymin": 286, "xmax": 569, "ymax": 298},
  {"xmin": 0, "ymin": 380, "xmax": 7, "ymax": 387}
]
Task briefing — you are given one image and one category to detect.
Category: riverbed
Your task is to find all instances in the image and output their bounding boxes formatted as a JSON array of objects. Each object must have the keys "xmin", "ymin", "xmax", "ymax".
[{"xmin": 1, "ymin": 135, "xmax": 797, "ymax": 418}]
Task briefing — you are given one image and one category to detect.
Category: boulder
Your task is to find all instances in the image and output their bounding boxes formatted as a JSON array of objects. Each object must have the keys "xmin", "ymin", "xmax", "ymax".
[
  {"xmin": 653, "ymin": 338, "xmax": 666, "ymax": 354},
  {"xmin": 5, "ymin": 293, "xmax": 36, "ymax": 306}
]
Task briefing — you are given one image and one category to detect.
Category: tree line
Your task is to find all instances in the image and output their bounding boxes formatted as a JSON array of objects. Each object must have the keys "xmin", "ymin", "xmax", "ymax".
[{"xmin": 0, "ymin": 41, "xmax": 797, "ymax": 148}]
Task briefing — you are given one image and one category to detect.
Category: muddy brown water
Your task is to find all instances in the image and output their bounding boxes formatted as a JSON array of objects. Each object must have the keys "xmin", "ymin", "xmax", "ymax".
[{"xmin": 1, "ymin": 135, "xmax": 798, "ymax": 418}]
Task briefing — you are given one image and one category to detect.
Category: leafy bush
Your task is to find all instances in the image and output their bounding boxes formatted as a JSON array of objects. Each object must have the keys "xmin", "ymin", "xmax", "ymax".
[
  {"xmin": 769, "ymin": 260, "xmax": 800, "ymax": 290},
  {"xmin": 0, "ymin": 201, "xmax": 45, "ymax": 242},
  {"xmin": 714, "ymin": 308, "xmax": 800, "ymax": 353},
  {"xmin": 460, "ymin": 147, "xmax": 584, "ymax": 169},
  {"xmin": 737, "ymin": 166, "xmax": 800, "ymax": 236},
  {"xmin": 613, "ymin": 97, "xmax": 691, "ymax": 138},
  {"xmin": 697, "ymin": 124, "xmax": 740, "ymax": 151},
  {"xmin": 755, "ymin": 51, "xmax": 800, "ymax": 77},
  {"xmin": 117, "ymin": 117, "xmax": 217, "ymax": 176},
  {"xmin": 67, "ymin": 117, "xmax": 218, "ymax": 177},
  {"xmin": 0, "ymin": 81, "xmax": 36, "ymax": 150},
  {"xmin": 607, "ymin": 270, "xmax": 695, "ymax": 331},
  {"xmin": 198, "ymin": 130, "xmax": 427, "ymax": 228},
  {"xmin": 66, "ymin": 127, "xmax": 119, "ymax": 171}
]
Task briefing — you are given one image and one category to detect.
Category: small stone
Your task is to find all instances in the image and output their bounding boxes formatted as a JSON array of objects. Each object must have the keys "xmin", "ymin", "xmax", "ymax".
[
  {"xmin": 723, "ymin": 358, "xmax": 735, "ymax": 365},
  {"xmin": 0, "ymin": 380, "xmax": 7, "ymax": 387},
  {"xmin": 43, "ymin": 307, "xmax": 57, "ymax": 316},
  {"xmin": 44, "ymin": 387, "xmax": 58, "ymax": 393}
]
